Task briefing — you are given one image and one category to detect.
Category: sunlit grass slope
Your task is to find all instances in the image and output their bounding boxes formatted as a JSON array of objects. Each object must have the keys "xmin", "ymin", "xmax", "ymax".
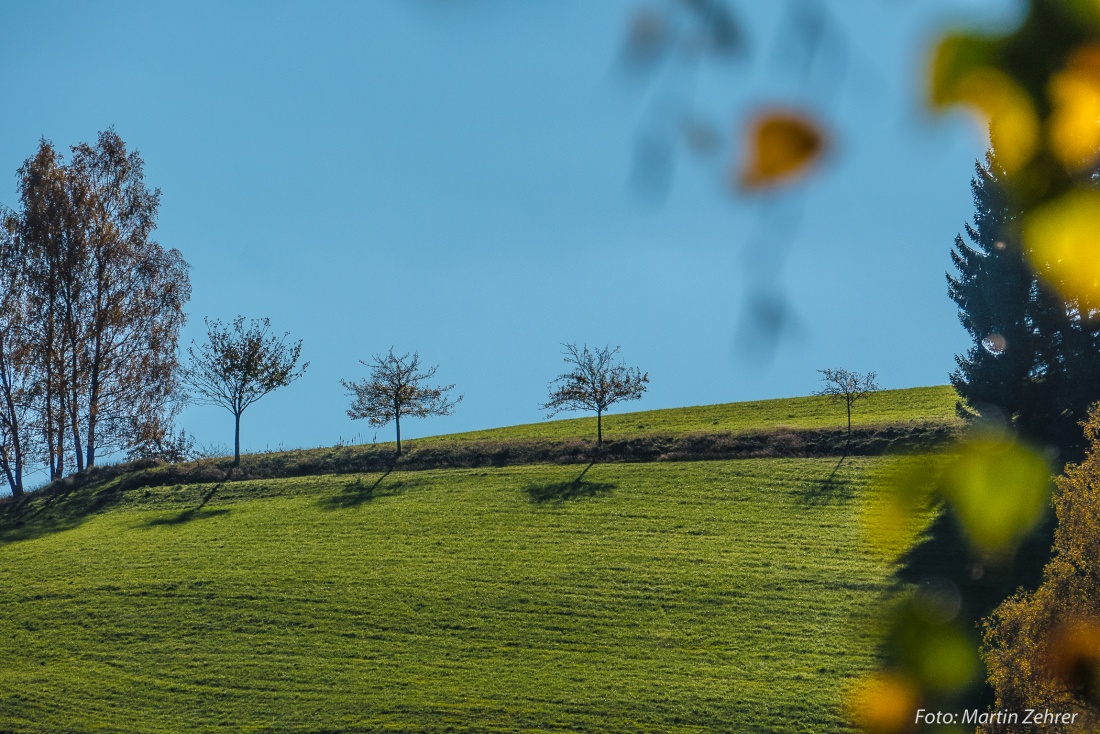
[
  {"xmin": 426, "ymin": 385, "xmax": 959, "ymax": 445},
  {"xmin": 0, "ymin": 459, "xmax": 901, "ymax": 733}
]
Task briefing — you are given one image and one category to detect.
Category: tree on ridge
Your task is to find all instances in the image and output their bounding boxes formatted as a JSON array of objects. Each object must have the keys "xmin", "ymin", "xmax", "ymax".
[
  {"xmin": 814, "ymin": 368, "xmax": 879, "ymax": 445},
  {"xmin": 543, "ymin": 343, "xmax": 648, "ymax": 447},
  {"xmin": 184, "ymin": 316, "xmax": 307, "ymax": 465},
  {"xmin": 341, "ymin": 348, "xmax": 461, "ymax": 457},
  {"xmin": 948, "ymin": 152, "xmax": 1100, "ymax": 458}
]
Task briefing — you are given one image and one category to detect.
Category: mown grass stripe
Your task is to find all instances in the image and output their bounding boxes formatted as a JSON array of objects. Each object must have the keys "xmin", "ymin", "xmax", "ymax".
[{"xmin": 0, "ymin": 459, "xmax": 923, "ymax": 732}]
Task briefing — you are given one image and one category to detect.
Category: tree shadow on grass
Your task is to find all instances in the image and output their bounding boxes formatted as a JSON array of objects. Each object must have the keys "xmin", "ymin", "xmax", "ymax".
[
  {"xmin": 795, "ymin": 454, "xmax": 857, "ymax": 504},
  {"xmin": 887, "ymin": 496, "xmax": 1057, "ymax": 713},
  {"xmin": 0, "ymin": 480, "xmax": 131, "ymax": 544},
  {"xmin": 318, "ymin": 469, "xmax": 418, "ymax": 510},
  {"xmin": 144, "ymin": 484, "xmax": 230, "ymax": 527},
  {"xmin": 523, "ymin": 463, "xmax": 617, "ymax": 504}
]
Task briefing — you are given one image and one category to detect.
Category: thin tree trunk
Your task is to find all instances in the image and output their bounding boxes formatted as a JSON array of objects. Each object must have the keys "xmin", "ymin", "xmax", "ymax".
[
  {"xmin": 395, "ymin": 413, "xmax": 402, "ymax": 457},
  {"xmin": 70, "ymin": 418, "xmax": 83, "ymax": 472},
  {"xmin": 56, "ymin": 388, "xmax": 66, "ymax": 478},
  {"xmin": 45, "ymin": 325, "xmax": 59, "ymax": 480},
  {"xmin": 66, "ymin": 297, "xmax": 84, "ymax": 474},
  {"xmin": 0, "ymin": 333, "xmax": 25, "ymax": 496},
  {"xmin": 846, "ymin": 400, "xmax": 852, "ymax": 444},
  {"xmin": 234, "ymin": 411, "xmax": 241, "ymax": 465},
  {"xmin": 597, "ymin": 409, "xmax": 603, "ymax": 447},
  {"xmin": 69, "ymin": 395, "xmax": 83, "ymax": 474},
  {"xmin": 0, "ymin": 457, "xmax": 17, "ymax": 497},
  {"xmin": 86, "ymin": 336, "xmax": 101, "ymax": 468},
  {"xmin": 86, "ymin": 256, "xmax": 106, "ymax": 470}
]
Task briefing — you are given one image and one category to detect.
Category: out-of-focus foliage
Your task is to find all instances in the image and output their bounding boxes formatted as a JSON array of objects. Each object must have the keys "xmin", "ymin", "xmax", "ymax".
[
  {"xmin": 855, "ymin": 1, "xmax": 1099, "ymax": 728},
  {"xmin": 938, "ymin": 437, "xmax": 1051, "ymax": 554},
  {"xmin": 980, "ymin": 403, "xmax": 1100, "ymax": 732},
  {"xmin": 867, "ymin": 436, "xmax": 1050, "ymax": 561},
  {"xmin": 619, "ymin": 0, "xmax": 843, "ymax": 353},
  {"xmin": 852, "ymin": 434, "xmax": 1052, "ymax": 731},
  {"xmin": 620, "ymin": 2, "xmax": 1097, "ymax": 730},
  {"xmin": 1023, "ymin": 188, "xmax": 1100, "ymax": 311},
  {"xmin": 864, "ymin": 456, "xmax": 941, "ymax": 558},
  {"xmin": 737, "ymin": 111, "xmax": 828, "ymax": 190},
  {"xmin": 845, "ymin": 672, "xmax": 922, "ymax": 734},
  {"xmin": 930, "ymin": 1, "xmax": 1100, "ymax": 310}
]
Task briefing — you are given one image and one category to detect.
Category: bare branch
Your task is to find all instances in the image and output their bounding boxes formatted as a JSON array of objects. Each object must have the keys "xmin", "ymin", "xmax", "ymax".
[
  {"xmin": 814, "ymin": 367, "xmax": 879, "ymax": 441},
  {"xmin": 341, "ymin": 348, "xmax": 461, "ymax": 456},
  {"xmin": 183, "ymin": 316, "xmax": 307, "ymax": 464},
  {"xmin": 542, "ymin": 343, "xmax": 648, "ymax": 446}
]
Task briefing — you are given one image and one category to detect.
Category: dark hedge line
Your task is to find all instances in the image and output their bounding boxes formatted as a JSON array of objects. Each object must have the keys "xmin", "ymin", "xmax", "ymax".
[{"xmin": 9, "ymin": 423, "xmax": 958, "ymax": 503}]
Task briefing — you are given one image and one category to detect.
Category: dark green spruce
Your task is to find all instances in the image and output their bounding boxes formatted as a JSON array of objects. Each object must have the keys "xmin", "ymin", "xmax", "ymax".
[{"xmin": 948, "ymin": 152, "xmax": 1100, "ymax": 457}]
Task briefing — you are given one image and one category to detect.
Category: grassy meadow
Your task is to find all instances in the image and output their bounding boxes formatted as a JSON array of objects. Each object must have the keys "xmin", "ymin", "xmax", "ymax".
[
  {"xmin": 0, "ymin": 390, "xmax": 953, "ymax": 732},
  {"xmin": 423, "ymin": 385, "xmax": 959, "ymax": 446},
  {"xmin": 0, "ymin": 458, "xmax": 912, "ymax": 733}
]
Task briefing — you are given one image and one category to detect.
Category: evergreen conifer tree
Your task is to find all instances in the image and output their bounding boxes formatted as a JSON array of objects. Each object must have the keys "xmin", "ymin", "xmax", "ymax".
[{"xmin": 949, "ymin": 153, "xmax": 1100, "ymax": 455}]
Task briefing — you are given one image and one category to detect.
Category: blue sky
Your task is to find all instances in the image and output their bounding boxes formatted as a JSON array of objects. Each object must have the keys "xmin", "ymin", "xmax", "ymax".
[{"xmin": 1, "ymin": 0, "xmax": 1018, "ymax": 461}]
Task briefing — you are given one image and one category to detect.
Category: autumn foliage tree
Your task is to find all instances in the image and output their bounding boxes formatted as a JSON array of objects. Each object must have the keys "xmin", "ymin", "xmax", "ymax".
[
  {"xmin": 341, "ymin": 349, "xmax": 461, "ymax": 457},
  {"xmin": 543, "ymin": 343, "xmax": 648, "ymax": 447},
  {"xmin": 980, "ymin": 403, "xmax": 1100, "ymax": 732},
  {"xmin": 0, "ymin": 130, "xmax": 190, "ymax": 489},
  {"xmin": 0, "ymin": 211, "xmax": 37, "ymax": 496}
]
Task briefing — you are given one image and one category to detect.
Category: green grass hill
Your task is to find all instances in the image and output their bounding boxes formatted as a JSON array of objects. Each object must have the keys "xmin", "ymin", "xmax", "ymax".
[
  {"xmin": 0, "ymin": 387, "xmax": 952, "ymax": 733},
  {"xmin": 428, "ymin": 384, "xmax": 960, "ymax": 444}
]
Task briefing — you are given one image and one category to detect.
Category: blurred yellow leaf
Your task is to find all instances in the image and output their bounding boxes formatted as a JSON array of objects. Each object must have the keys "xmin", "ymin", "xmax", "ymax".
[
  {"xmin": 1024, "ymin": 189, "xmax": 1100, "ymax": 310},
  {"xmin": 938, "ymin": 438, "xmax": 1051, "ymax": 553},
  {"xmin": 845, "ymin": 671, "xmax": 920, "ymax": 734},
  {"xmin": 737, "ymin": 111, "xmax": 827, "ymax": 190},
  {"xmin": 929, "ymin": 34, "xmax": 1040, "ymax": 173},
  {"xmin": 929, "ymin": 33, "xmax": 998, "ymax": 109},
  {"xmin": 864, "ymin": 456, "xmax": 939, "ymax": 558},
  {"xmin": 1049, "ymin": 45, "xmax": 1100, "ymax": 171}
]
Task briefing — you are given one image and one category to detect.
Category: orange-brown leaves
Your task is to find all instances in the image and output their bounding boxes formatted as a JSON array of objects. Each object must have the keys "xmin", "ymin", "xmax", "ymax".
[
  {"xmin": 845, "ymin": 672, "xmax": 921, "ymax": 734},
  {"xmin": 737, "ymin": 111, "xmax": 828, "ymax": 191},
  {"xmin": 980, "ymin": 404, "xmax": 1100, "ymax": 729},
  {"xmin": 1045, "ymin": 620, "xmax": 1100, "ymax": 697}
]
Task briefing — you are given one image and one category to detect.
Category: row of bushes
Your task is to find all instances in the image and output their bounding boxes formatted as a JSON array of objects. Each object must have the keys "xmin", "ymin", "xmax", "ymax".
[{"xmin": 12, "ymin": 422, "xmax": 959, "ymax": 503}]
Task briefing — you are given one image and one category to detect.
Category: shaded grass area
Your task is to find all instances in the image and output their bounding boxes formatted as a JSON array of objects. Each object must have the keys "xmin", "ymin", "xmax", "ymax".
[
  {"xmin": 0, "ymin": 459, "xmax": 903, "ymax": 733},
  {"xmin": 429, "ymin": 385, "xmax": 960, "ymax": 444},
  {"xmin": 14, "ymin": 421, "xmax": 957, "ymax": 520}
]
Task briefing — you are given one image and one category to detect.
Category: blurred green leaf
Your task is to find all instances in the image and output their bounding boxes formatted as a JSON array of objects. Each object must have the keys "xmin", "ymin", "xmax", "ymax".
[
  {"xmin": 938, "ymin": 438, "xmax": 1051, "ymax": 554},
  {"xmin": 865, "ymin": 456, "xmax": 940, "ymax": 558}
]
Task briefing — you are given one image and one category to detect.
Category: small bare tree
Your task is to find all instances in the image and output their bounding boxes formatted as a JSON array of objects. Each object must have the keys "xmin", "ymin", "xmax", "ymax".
[
  {"xmin": 183, "ymin": 316, "xmax": 307, "ymax": 465},
  {"xmin": 341, "ymin": 348, "xmax": 461, "ymax": 457},
  {"xmin": 543, "ymin": 343, "xmax": 649, "ymax": 446},
  {"xmin": 815, "ymin": 368, "xmax": 880, "ymax": 443}
]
